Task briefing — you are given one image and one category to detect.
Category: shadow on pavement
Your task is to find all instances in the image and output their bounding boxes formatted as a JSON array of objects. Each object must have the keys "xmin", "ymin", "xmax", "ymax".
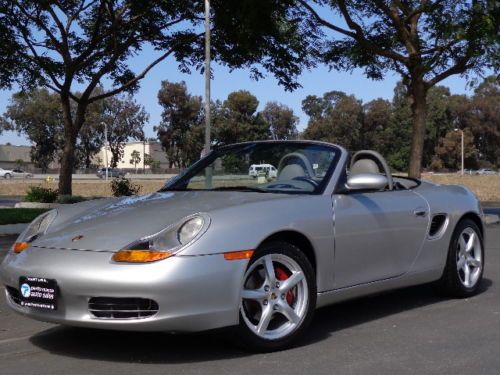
[
  {"xmin": 303, "ymin": 278, "xmax": 492, "ymax": 346},
  {"xmin": 29, "ymin": 278, "xmax": 492, "ymax": 363}
]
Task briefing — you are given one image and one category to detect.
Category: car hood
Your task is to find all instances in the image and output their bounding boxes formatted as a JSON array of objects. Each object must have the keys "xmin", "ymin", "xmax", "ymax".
[{"xmin": 32, "ymin": 191, "xmax": 285, "ymax": 252}]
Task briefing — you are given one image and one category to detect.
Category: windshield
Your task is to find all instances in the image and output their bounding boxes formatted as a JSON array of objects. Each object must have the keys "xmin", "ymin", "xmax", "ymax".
[{"xmin": 162, "ymin": 142, "xmax": 340, "ymax": 194}]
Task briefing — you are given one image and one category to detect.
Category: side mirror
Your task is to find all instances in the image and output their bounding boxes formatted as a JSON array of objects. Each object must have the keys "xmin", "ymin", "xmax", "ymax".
[{"xmin": 346, "ymin": 173, "xmax": 388, "ymax": 191}]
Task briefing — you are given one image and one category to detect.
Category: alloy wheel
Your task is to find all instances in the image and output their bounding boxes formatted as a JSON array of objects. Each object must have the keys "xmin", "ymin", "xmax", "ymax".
[
  {"xmin": 456, "ymin": 227, "xmax": 483, "ymax": 288},
  {"xmin": 240, "ymin": 253, "xmax": 309, "ymax": 340}
]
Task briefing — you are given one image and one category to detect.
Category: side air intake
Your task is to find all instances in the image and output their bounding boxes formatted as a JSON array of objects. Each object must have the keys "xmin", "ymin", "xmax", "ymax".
[{"xmin": 429, "ymin": 214, "xmax": 448, "ymax": 238}]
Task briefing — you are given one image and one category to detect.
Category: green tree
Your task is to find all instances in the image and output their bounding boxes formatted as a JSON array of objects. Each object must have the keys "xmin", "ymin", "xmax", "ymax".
[
  {"xmin": 103, "ymin": 95, "xmax": 147, "ymax": 168},
  {"xmin": 214, "ymin": 91, "xmax": 270, "ymax": 145},
  {"xmin": 302, "ymin": 91, "xmax": 363, "ymax": 151},
  {"xmin": 155, "ymin": 81, "xmax": 203, "ymax": 168},
  {"xmin": 3, "ymin": 89, "xmax": 64, "ymax": 172},
  {"xmin": 429, "ymin": 76, "xmax": 499, "ymax": 170},
  {"xmin": 468, "ymin": 76, "xmax": 500, "ymax": 167},
  {"xmin": 422, "ymin": 86, "xmax": 457, "ymax": 167},
  {"xmin": 1, "ymin": 0, "xmax": 317, "ymax": 194},
  {"xmin": 296, "ymin": 0, "xmax": 497, "ymax": 177},
  {"xmin": 75, "ymin": 99, "xmax": 105, "ymax": 170},
  {"xmin": 0, "ymin": 116, "xmax": 8, "ymax": 135},
  {"xmin": 144, "ymin": 153, "xmax": 160, "ymax": 170},
  {"xmin": 0, "ymin": 1, "xmax": 201, "ymax": 193},
  {"xmin": 129, "ymin": 150, "xmax": 141, "ymax": 173},
  {"xmin": 262, "ymin": 102, "xmax": 299, "ymax": 140},
  {"xmin": 0, "ymin": 3, "xmax": 20, "ymax": 88},
  {"xmin": 362, "ymin": 98, "xmax": 392, "ymax": 152},
  {"xmin": 431, "ymin": 129, "xmax": 478, "ymax": 170},
  {"xmin": 14, "ymin": 159, "xmax": 26, "ymax": 169}
]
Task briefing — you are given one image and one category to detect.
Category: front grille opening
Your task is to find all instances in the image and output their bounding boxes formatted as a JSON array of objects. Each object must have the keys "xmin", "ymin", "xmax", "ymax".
[
  {"xmin": 88, "ymin": 297, "xmax": 159, "ymax": 319},
  {"xmin": 429, "ymin": 214, "xmax": 447, "ymax": 237},
  {"xmin": 6, "ymin": 286, "xmax": 21, "ymax": 305}
]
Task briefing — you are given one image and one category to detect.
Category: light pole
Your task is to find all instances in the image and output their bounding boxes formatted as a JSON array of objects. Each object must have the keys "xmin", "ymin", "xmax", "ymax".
[
  {"xmin": 204, "ymin": 0, "xmax": 212, "ymax": 188},
  {"xmin": 454, "ymin": 128, "xmax": 464, "ymax": 176},
  {"xmin": 143, "ymin": 140, "xmax": 146, "ymax": 175},
  {"xmin": 204, "ymin": 0, "xmax": 211, "ymax": 155},
  {"xmin": 103, "ymin": 121, "xmax": 109, "ymax": 182}
]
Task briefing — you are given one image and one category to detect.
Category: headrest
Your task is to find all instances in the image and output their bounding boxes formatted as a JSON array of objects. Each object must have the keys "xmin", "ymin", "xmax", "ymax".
[{"xmin": 350, "ymin": 158, "xmax": 380, "ymax": 175}]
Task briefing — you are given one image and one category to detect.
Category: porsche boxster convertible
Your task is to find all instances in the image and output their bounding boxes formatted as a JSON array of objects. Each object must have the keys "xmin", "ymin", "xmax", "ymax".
[{"xmin": 1, "ymin": 141, "xmax": 485, "ymax": 351}]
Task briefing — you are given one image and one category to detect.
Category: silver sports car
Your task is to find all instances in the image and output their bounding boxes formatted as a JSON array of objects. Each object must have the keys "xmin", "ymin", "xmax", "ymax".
[{"xmin": 1, "ymin": 141, "xmax": 485, "ymax": 351}]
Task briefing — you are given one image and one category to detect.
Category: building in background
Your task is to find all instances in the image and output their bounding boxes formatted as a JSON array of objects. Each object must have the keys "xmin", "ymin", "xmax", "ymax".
[
  {"xmin": 95, "ymin": 141, "xmax": 170, "ymax": 172},
  {"xmin": 0, "ymin": 144, "xmax": 32, "ymax": 169},
  {"xmin": 0, "ymin": 144, "xmax": 61, "ymax": 171}
]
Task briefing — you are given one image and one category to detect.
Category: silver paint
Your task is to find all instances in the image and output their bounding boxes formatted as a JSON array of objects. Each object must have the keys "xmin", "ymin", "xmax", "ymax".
[{"xmin": 0, "ymin": 140, "xmax": 484, "ymax": 333}]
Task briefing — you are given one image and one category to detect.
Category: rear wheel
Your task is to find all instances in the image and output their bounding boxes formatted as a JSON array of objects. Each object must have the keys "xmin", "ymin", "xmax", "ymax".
[
  {"xmin": 236, "ymin": 241, "xmax": 316, "ymax": 352},
  {"xmin": 437, "ymin": 219, "xmax": 484, "ymax": 298}
]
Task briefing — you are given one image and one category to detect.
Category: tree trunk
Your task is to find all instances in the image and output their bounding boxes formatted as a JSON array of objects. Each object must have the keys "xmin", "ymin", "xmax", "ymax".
[
  {"xmin": 59, "ymin": 98, "xmax": 87, "ymax": 195},
  {"xmin": 59, "ymin": 130, "xmax": 77, "ymax": 195},
  {"xmin": 408, "ymin": 80, "xmax": 428, "ymax": 178}
]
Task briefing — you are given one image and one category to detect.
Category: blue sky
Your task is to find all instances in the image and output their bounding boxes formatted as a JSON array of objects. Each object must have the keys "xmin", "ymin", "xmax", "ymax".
[{"xmin": 0, "ymin": 46, "xmax": 475, "ymax": 146}]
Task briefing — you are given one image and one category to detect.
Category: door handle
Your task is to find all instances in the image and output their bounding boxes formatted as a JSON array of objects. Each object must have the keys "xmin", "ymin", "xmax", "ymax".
[{"xmin": 413, "ymin": 209, "xmax": 427, "ymax": 217}]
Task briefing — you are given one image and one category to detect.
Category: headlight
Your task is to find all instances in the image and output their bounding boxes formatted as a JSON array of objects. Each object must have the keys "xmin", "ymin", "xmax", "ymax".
[
  {"xmin": 112, "ymin": 214, "xmax": 210, "ymax": 263},
  {"xmin": 178, "ymin": 216, "xmax": 204, "ymax": 245},
  {"xmin": 12, "ymin": 210, "xmax": 57, "ymax": 253}
]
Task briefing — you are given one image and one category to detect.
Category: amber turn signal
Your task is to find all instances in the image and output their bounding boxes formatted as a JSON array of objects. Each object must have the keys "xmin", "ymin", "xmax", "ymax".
[
  {"xmin": 223, "ymin": 250, "xmax": 254, "ymax": 261},
  {"xmin": 12, "ymin": 242, "xmax": 30, "ymax": 254},
  {"xmin": 112, "ymin": 250, "xmax": 173, "ymax": 263}
]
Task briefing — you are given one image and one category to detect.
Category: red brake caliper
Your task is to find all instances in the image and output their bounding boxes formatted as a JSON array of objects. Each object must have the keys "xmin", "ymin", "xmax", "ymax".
[{"xmin": 275, "ymin": 267, "xmax": 295, "ymax": 305}]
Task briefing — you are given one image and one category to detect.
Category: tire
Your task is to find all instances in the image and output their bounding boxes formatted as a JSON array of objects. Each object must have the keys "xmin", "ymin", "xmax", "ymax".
[
  {"xmin": 235, "ymin": 241, "xmax": 316, "ymax": 352},
  {"xmin": 436, "ymin": 219, "xmax": 484, "ymax": 298},
  {"xmin": 4, "ymin": 173, "xmax": 11, "ymax": 179}
]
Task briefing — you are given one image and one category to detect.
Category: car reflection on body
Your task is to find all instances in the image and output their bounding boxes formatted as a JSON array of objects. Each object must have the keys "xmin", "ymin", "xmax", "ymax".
[{"xmin": 1, "ymin": 141, "xmax": 485, "ymax": 351}]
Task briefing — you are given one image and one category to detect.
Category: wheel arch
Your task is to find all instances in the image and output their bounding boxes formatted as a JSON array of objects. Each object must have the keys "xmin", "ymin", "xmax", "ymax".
[
  {"xmin": 457, "ymin": 212, "xmax": 484, "ymax": 238},
  {"xmin": 257, "ymin": 230, "xmax": 317, "ymax": 273}
]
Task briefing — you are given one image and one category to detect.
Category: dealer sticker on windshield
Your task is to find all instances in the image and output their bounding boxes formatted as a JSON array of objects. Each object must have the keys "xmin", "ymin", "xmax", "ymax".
[{"xmin": 19, "ymin": 277, "xmax": 58, "ymax": 310}]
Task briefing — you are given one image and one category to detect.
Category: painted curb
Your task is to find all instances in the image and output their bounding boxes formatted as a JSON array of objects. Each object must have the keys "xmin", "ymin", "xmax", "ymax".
[
  {"xmin": 0, "ymin": 223, "xmax": 28, "ymax": 235},
  {"xmin": 14, "ymin": 202, "xmax": 61, "ymax": 209}
]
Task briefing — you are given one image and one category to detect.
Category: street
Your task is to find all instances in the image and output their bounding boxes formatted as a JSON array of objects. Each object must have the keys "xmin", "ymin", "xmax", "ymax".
[{"xmin": 0, "ymin": 225, "xmax": 499, "ymax": 375}]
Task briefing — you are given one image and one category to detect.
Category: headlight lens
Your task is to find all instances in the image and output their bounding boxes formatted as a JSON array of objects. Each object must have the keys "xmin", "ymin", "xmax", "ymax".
[
  {"xmin": 112, "ymin": 214, "xmax": 209, "ymax": 263},
  {"xmin": 13, "ymin": 210, "xmax": 57, "ymax": 253},
  {"xmin": 178, "ymin": 216, "xmax": 204, "ymax": 245}
]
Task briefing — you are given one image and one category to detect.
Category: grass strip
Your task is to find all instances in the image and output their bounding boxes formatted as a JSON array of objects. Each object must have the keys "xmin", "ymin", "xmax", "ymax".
[{"xmin": 0, "ymin": 208, "xmax": 49, "ymax": 225}]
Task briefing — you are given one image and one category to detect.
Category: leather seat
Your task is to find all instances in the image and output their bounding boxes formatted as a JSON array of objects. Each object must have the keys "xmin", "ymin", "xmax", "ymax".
[
  {"xmin": 278, "ymin": 164, "xmax": 306, "ymax": 180},
  {"xmin": 350, "ymin": 158, "xmax": 380, "ymax": 175}
]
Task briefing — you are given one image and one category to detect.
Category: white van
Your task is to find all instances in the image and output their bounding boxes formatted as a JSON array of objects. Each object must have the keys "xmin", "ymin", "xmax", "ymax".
[{"xmin": 249, "ymin": 164, "xmax": 277, "ymax": 178}]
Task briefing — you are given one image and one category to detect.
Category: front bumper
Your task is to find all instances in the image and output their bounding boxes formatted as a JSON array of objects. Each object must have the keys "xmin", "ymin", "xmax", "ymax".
[{"xmin": 0, "ymin": 247, "xmax": 248, "ymax": 332}]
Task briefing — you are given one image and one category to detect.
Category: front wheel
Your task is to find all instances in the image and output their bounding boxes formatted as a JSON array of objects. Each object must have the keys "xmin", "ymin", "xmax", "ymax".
[
  {"xmin": 4, "ymin": 173, "xmax": 11, "ymax": 179},
  {"xmin": 236, "ymin": 241, "xmax": 316, "ymax": 352},
  {"xmin": 436, "ymin": 219, "xmax": 484, "ymax": 298}
]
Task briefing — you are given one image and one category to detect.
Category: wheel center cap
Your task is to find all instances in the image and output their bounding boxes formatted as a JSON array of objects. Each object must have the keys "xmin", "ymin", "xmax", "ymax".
[{"xmin": 271, "ymin": 292, "xmax": 277, "ymax": 300}]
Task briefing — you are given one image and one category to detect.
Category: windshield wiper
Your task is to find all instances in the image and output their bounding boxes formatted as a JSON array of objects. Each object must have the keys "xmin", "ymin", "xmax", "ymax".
[{"xmin": 211, "ymin": 186, "xmax": 271, "ymax": 193}]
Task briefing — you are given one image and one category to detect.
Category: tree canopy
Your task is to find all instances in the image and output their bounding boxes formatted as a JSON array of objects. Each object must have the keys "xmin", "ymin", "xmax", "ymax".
[
  {"xmin": 4, "ymin": 89, "xmax": 64, "ymax": 172},
  {"xmin": 155, "ymin": 82, "xmax": 302, "ymax": 168},
  {"xmin": 103, "ymin": 95, "xmax": 147, "ymax": 168},
  {"xmin": 302, "ymin": 76, "xmax": 499, "ymax": 171},
  {"xmin": 295, "ymin": 0, "xmax": 498, "ymax": 177},
  {"xmin": 2, "ymin": 88, "xmax": 148, "ymax": 171},
  {"xmin": 0, "ymin": 0, "xmax": 315, "ymax": 194}
]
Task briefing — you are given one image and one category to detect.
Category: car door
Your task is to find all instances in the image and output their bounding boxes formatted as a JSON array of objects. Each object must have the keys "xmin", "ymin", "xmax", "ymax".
[{"xmin": 332, "ymin": 189, "xmax": 429, "ymax": 289}]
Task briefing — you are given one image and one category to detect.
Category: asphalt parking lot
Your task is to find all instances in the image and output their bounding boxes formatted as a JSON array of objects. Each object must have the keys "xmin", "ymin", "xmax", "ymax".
[{"xmin": 0, "ymin": 225, "xmax": 499, "ymax": 375}]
